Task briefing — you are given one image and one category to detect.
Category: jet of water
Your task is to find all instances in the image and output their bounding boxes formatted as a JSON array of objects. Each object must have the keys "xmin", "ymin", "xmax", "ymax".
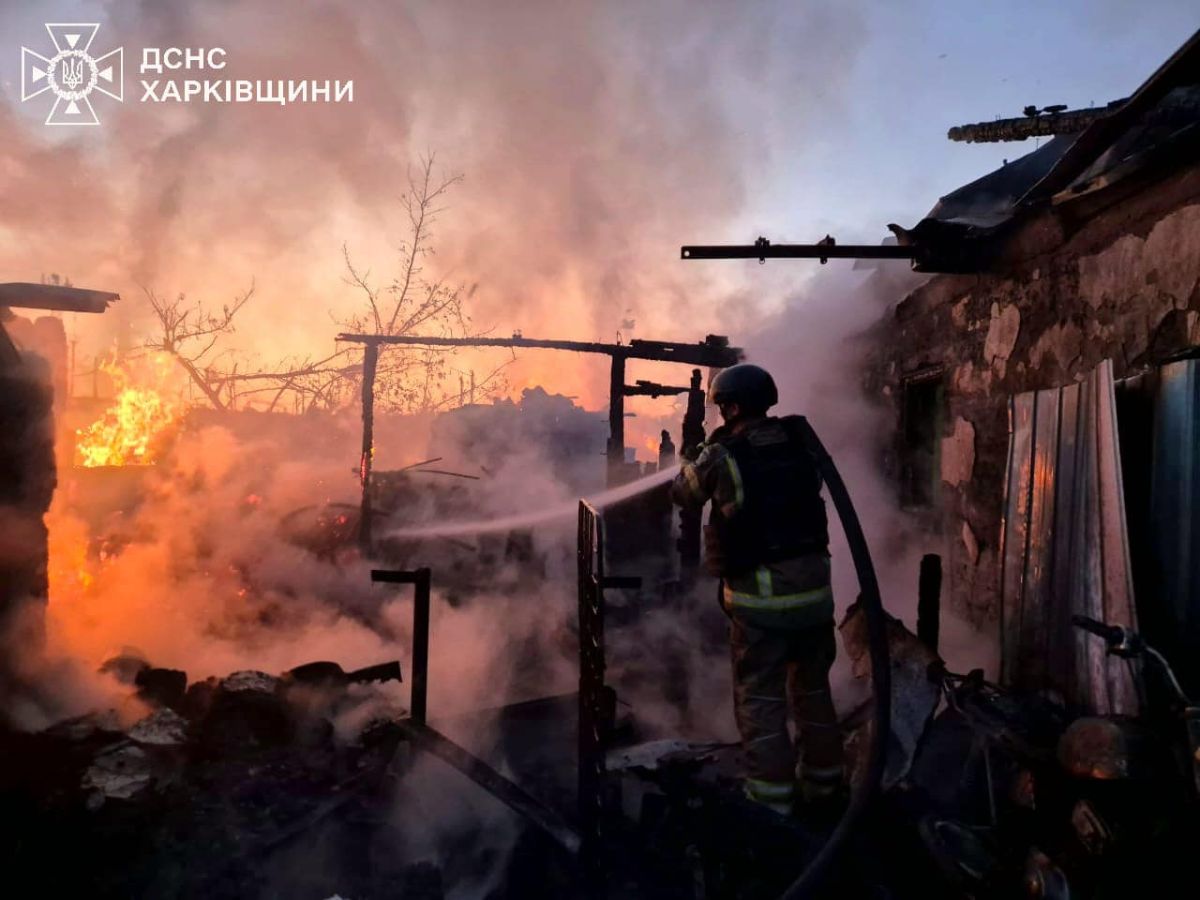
[{"xmin": 382, "ymin": 466, "xmax": 677, "ymax": 539}]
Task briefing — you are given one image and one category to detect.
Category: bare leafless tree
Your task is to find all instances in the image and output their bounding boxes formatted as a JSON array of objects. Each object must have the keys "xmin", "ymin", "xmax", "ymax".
[
  {"xmin": 142, "ymin": 283, "xmax": 353, "ymax": 411},
  {"xmin": 140, "ymin": 154, "xmax": 508, "ymax": 414},
  {"xmin": 142, "ymin": 282, "xmax": 256, "ymax": 409},
  {"xmin": 337, "ymin": 153, "xmax": 511, "ymax": 413}
]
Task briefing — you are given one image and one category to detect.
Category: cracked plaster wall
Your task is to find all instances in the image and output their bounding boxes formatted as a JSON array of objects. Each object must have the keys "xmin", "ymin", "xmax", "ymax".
[{"xmin": 867, "ymin": 178, "xmax": 1200, "ymax": 628}]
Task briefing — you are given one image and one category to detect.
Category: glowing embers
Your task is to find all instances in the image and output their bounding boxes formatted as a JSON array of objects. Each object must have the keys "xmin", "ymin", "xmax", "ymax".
[{"xmin": 75, "ymin": 353, "xmax": 185, "ymax": 467}]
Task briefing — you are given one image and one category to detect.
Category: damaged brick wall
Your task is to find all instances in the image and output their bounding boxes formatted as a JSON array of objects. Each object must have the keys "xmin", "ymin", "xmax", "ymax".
[{"xmin": 868, "ymin": 163, "xmax": 1200, "ymax": 627}]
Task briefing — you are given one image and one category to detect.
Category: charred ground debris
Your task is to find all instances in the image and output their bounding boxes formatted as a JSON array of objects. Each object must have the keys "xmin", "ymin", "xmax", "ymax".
[{"xmin": 2, "ymin": 28, "xmax": 1200, "ymax": 900}]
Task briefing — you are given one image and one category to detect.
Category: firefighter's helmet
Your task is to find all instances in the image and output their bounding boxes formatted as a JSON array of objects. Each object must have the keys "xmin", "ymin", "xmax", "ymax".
[{"xmin": 710, "ymin": 364, "xmax": 778, "ymax": 412}]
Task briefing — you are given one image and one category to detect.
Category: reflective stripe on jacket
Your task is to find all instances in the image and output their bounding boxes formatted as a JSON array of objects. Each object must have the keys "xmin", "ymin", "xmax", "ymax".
[{"xmin": 672, "ymin": 428, "xmax": 834, "ymax": 626}]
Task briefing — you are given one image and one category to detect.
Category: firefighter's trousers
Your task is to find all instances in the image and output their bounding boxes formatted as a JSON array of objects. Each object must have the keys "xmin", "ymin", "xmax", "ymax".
[{"xmin": 729, "ymin": 615, "xmax": 843, "ymax": 805}]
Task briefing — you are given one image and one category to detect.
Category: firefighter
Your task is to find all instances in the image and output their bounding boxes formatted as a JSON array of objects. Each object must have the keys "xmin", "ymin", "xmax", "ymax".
[{"xmin": 671, "ymin": 363, "xmax": 843, "ymax": 814}]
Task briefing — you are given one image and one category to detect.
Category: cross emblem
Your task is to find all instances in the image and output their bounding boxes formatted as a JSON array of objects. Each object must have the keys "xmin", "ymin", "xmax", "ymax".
[{"xmin": 21, "ymin": 23, "xmax": 124, "ymax": 126}]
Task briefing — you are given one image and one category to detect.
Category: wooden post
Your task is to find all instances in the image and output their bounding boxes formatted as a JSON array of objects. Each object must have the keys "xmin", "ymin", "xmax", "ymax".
[
  {"xmin": 606, "ymin": 353, "xmax": 626, "ymax": 486},
  {"xmin": 358, "ymin": 342, "xmax": 379, "ymax": 551}
]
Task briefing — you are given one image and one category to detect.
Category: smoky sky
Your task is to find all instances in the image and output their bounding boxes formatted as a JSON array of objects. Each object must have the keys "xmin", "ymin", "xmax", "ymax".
[{"xmin": 0, "ymin": 0, "xmax": 866, "ymax": 403}]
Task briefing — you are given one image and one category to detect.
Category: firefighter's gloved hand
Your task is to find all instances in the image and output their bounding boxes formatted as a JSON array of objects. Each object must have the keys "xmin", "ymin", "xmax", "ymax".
[{"xmin": 681, "ymin": 444, "xmax": 701, "ymax": 462}]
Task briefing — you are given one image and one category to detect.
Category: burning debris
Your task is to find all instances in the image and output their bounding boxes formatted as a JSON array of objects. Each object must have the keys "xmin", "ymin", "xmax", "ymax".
[
  {"xmin": 838, "ymin": 600, "xmax": 942, "ymax": 791},
  {"xmin": 1, "ymin": 10, "xmax": 1197, "ymax": 900},
  {"xmin": 74, "ymin": 354, "xmax": 185, "ymax": 468}
]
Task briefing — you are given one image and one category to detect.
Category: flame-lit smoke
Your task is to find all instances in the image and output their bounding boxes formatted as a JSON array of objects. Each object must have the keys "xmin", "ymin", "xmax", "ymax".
[
  {"xmin": 0, "ymin": 5, "xmax": 1001, "ymax": 891},
  {"xmin": 74, "ymin": 353, "xmax": 185, "ymax": 467},
  {"xmin": 0, "ymin": 1, "xmax": 867, "ymax": 415}
]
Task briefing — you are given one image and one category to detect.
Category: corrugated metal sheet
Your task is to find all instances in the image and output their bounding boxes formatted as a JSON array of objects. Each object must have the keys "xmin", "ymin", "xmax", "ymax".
[
  {"xmin": 1150, "ymin": 359, "xmax": 1200, "ymax": 692},
  {"xmin": 1000, "ymin": 359, "xmax": 1140, "ymax": 714}
]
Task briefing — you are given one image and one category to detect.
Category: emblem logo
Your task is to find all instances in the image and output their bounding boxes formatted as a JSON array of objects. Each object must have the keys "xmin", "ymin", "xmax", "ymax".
[{"xmin": 21, "ymin": 23, "xmax": 123, "ymax": 126}]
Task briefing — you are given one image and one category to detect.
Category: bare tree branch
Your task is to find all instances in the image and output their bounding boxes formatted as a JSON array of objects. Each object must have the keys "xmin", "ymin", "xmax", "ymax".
[
  {"xmin": 137, "ymin": 155, "xmax": 503, "ymax": 416},
  {"xmin": 336, "ymin": 154, "xmax": 504, "ymax": 415}
]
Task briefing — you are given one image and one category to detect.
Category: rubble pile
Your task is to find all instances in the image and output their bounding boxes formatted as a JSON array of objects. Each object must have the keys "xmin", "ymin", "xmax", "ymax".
[{"xmin": 0, "ymin": 657, "xmax": 452, "ymax": 900}]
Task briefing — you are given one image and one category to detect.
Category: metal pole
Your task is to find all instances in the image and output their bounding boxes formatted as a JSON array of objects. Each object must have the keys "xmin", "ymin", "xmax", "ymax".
[
  {"xmin": 371, "ymin": 568, "xmax": 432, "ymax": 725},
  {"xmin": 681, "ymin": 241, "xmax": 917, "ymax": 263},
  {"xmin": 577, "ymin": 502, "xmax": 641, "ymax": 889},
  {"xmin": 411, "ymin": 567, "xmax": 430, "ymax": 725},
  {"xmin": 918, "ymin": 553, "xmax": 942, "ymax": 654},
  {"xmin": 358, "ymin": 342, "xmax": 379, "ymax": 550},
  {"xmin": 371, "ymin": 566, "xmax": 582, "ymax": 856}
]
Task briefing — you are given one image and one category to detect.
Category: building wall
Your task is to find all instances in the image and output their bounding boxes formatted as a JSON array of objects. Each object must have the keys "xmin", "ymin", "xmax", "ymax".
[
  {"xmin": 0, "ymin": 337, "xmax": 56, "ymax": 656},
  {"xmin": 868, "ymin": 163, "xmax": 1200, "ymax": 627}
]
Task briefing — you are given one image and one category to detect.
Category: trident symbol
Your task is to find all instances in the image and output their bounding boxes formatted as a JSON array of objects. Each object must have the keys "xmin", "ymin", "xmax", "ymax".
[{"xmin": 60, "ymin": 55, "xmax": 84, "ymax": 89}]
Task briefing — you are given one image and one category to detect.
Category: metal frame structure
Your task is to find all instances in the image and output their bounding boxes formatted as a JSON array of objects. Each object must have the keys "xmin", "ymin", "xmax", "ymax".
[
  {"xmin": 681, "ymin": 235, "xmax": 918, "ymax": 265},
  {"xmin": 576, "ymin": 500, "xmax": 641, "ymax": 880},
  {"xmin": 371, "ymin": 567, "xmax": 582, "ymax": 855},
  {"xmin": 366, "ymin": 503, "xmax": 641, "ymax": 883},
  {"xmin": 337, "ymin": 331, "xmax": 740, "ymax": 548}
]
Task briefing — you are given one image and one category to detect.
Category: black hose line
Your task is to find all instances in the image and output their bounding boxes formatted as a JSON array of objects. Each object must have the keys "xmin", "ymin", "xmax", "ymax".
[{"xmin": 779, "ymin": 418, "xmax": 892, "ymax": 900}]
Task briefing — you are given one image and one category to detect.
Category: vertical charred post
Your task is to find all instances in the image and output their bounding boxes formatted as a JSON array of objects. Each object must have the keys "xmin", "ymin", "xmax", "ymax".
[
  {"xmin": 358, "ymin": 341, "xmax": 379, "ymax": 551},
  {"xmin": 410, "ymin": 567, "xmax": 431, "ymax": 724},
  {"xmin": 677, "ymin": 368, "xmax": 706, "ymax": 575},
  {"xmin": 918, "ymin": 553, "xmax": 942, "ymax": 654},
  {"xmin": 606, "ymin": 353, "xmax": 626, "ymax": 487}
]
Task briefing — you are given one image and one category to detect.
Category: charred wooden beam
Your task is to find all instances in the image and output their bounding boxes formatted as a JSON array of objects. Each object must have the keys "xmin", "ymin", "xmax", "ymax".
[
  {"xmin": 678, "ymin": 369, "xmax": 706, "ymax": 575},
  {"xmin": 396, "ymin": 718, "xmax": 582, "ymax": 855},
  {"xmin": 358, "ymin": 342, "xmax": 379, "ymax": 550},
  {"xmin": 947, "ymin": 101, "xmax": 1124, "ymax": 143},
  {"xmin": 681, "ymin": 236, "xmax": 917, "ymax": 265},
  {"xmin": 608, "ymin": 354, "xmax": 626, "ymax": 486},
  {"xmin": 338, "ymin": 332, "xmax": 741, "ymax": 488},
  {"xmin": 0, "ymin": 283, "xmax": 119, "ymax": 313},
  {"xmin": 622, "ymin": 379, "xmax": 689, "ymax": 398},
  {"xmin": 683, "ymin": 227, "xmax": 1001, "ymax": 274},
  {"xmin": 334, "ymin": 332, "xmax": 742, "ymax": 368}
]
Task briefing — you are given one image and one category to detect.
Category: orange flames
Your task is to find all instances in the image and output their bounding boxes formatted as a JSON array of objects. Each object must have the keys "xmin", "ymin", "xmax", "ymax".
[
  {"xmin": 48, "ymin": 506, "xmax": 96, "ymax": 597},
  {"xmin": 75, "ymin": 354, "xmax": 185, "ymax": 468}
]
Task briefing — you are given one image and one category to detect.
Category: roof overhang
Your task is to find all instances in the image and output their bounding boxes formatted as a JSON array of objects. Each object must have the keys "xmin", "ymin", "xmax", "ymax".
[{"xmin": 0, "ymin": 283, "xmax": 119, "ymax": 313}]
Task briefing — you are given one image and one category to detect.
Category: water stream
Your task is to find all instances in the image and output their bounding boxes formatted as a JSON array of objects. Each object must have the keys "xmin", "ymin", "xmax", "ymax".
[{"xmin": 382, "ymin": 466, "xmax": 677, "ymax": 539}]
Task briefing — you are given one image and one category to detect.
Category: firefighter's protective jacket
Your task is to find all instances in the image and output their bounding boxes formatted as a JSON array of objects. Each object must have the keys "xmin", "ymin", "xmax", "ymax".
[{"xmin": 671, "ymin": 415, "xmax": 834, "ymax": 629}]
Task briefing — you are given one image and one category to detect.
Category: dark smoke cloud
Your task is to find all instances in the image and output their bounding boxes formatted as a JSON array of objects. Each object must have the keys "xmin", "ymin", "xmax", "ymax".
[{"xmin": 0, "ymin": 1, "xmax": 866, "ymax": 400}]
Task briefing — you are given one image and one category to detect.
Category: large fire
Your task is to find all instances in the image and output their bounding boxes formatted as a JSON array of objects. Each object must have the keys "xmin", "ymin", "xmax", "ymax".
[{"xmin": 75, "ymin": 354, "xmax": 186, "ymax": 468}]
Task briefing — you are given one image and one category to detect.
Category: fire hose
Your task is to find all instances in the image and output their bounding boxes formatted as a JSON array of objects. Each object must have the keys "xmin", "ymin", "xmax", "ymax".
[{"xmin": 779, "ymin": 417, "xmax": 892, "ymax": 899}]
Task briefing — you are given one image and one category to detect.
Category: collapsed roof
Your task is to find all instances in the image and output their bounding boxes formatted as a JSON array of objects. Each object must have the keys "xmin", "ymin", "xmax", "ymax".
[{"xmin": 889, "ymin": 27, "xmax": 1200, "ymax": 271}]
